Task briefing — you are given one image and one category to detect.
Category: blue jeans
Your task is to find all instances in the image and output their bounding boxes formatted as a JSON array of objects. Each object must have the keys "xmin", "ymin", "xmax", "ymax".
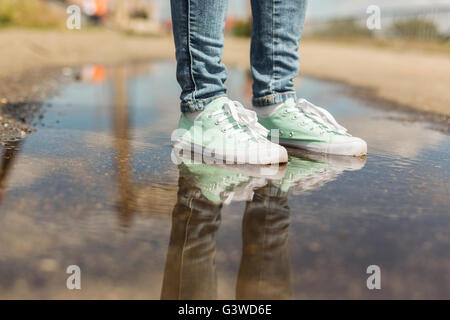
[{"xmin": 171, "ymin": 0, "xmax": 308, "ymax": 113}]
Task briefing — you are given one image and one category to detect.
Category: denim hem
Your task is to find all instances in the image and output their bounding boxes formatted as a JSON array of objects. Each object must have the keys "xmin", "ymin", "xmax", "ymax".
[
  {"xmin": 252, "ymin": 92, "xmax": 297, "ymax": 107},
  {"xmin": 180, "ymin": 94, "xmax": 228, "ymax": 113}
]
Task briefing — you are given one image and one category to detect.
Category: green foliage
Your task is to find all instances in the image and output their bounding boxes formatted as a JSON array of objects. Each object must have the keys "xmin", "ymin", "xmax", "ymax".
[
  {"xmin": 390, "ymin": 17, "xmax": 441, "ymax": 40},
  {"xmin": 0, "ymin": 0, "xmax": 65, "ymax": 29},
  {"xmin": 0, "ymin": 0, "xmax": 14, "ymax": 26},
  {"xmin": 232, "ymin": 19, "xmax": 252, "ymax": 38},
  {"xmin": 314, "ymin": 18, "xmax": 373, "ymax": 38},
  {"xmin": 130, "ymin": 9, "xmax": 149, "ymax": 20}
]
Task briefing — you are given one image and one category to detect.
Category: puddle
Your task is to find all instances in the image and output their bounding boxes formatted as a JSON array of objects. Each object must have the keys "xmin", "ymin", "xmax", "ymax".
[{"xmin": 0, "ymin": 62, "xmax": 449, "ymax": 299}]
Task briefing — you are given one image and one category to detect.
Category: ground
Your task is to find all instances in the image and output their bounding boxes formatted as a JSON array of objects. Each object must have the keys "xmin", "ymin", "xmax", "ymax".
[
  {"xmin": 0, "ymin": 28, "xmax": 449, "ymax": 117},
  {"xmin": 0, "ymin": 28, "xmax": 449, "ymax": 299}
]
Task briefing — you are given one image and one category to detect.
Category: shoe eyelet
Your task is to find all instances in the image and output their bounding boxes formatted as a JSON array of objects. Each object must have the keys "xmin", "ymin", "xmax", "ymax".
[
  {"xmin": 280, "ymin": 131, "xmax": 284, "ymax": 136},
  {"xmin": 289, "ymin": 132, "xmax": 294, "ymax": 137},
  {"xmin": 215, "ymin": 120, "xmax": 219, "ymax": 125},
  {"xmin": 221, "ymin": 128, "xmax": 227, "ymax": 133}
]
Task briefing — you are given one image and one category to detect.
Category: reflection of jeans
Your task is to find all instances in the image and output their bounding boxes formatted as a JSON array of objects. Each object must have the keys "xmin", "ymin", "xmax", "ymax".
[
  {"xmin": 237, "ymin": 186, "xmax": 293, "ymax": 300},
  {"xmin": 170, "ymin": 0, "xmax": 308, "ymax": 112},
  {"xmin": 161, "ymin": 176, "xmax": 222, "ymax": 300},
  {"xmin": 161, "ymin": 174, "xmax": 293, "ymax": 300}
]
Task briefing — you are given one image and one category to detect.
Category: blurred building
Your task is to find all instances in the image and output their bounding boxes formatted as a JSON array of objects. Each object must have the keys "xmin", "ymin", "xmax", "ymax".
[{"xmin": 114, "ymin": 0, "xmax": 161, "ymax": 34}]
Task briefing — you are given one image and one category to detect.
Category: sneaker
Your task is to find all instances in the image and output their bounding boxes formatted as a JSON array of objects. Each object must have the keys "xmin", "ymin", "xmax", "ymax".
[
  {"xmin": 272, "ymin": 155, "xmax": 335, "ymax": 194},
  {"xmin": 257, "ymin": 98, "xmax": 367, "ymax": 156},
  {"xmin": 172, "ymin": 97, "xmax": 288, "ymax": 164},
  {"xmin": 288, "ymin": 148, "xmax": 366, "ymax": 171},
  {"xmin": 271, "ymin": 151, "xmax": 366, "ymax": 194},
  {"xmin": 177, "ymin": 155, "xmax": 278, "ymax": 205}
]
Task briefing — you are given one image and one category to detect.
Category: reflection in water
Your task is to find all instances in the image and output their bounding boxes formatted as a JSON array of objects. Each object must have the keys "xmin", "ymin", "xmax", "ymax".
[
  {"xmin": 112, "ymin": 66, "xmax": 134, "ymax": 227},
  {"xmin": 161, "ymin": 153, "xmax": 365, "ymax": 299},
  {"xmin": 1, "ymin": 62, "xmax": 448, "ymax": 299},
  {"xmin": 161, "ymin": 172, "xmax": 222, "ymax": 300},
  {"xmin": 237, "ymin": 184, "xmax": 292, "ymax": 300},
  {"xmin": 109, "ymin": 65, "xmax": 179, "ymax": 226},
  {"xmin": 0, "ymin": 141, "xmax": 22, "ymax": 203}
]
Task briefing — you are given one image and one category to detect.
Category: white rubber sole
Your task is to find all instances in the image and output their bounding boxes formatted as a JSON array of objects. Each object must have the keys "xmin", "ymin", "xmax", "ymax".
[
  {"xmin": 287, "ymin": 148, "xmax": 367, "ymax": 171},
  {"xmin": 279, "ymin": 138, "xmax": 367, "ymax": 157},
  {"xmin": 172, "ymin": 139, "xmax": 289, "ymax": 165},
  {"xmin": 173, "ymin": 151, "xmax": 287, "ymax": 180}
]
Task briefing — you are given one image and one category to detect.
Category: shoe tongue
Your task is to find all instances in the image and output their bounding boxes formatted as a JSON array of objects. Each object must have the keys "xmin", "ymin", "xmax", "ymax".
[
  {"xmin": 203, "ymin": 97, "xmax": 229, "ymax": 113},
  {"xmin": 202, "ymin": 97, "xmax": 258, "ymax": 141},
  {"xmin": 274, "ymin": 98, "xmax": 296, "ymax": 114},
  {"xmin": 284, "ymin": 98, "xmax": 296, "ymax": 108}
]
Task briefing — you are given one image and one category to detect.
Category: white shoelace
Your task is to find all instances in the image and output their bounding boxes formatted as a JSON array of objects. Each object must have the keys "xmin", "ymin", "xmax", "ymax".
[
  {"xmin": 296, "ymin": 99, "xmax": 349, "ymax": 135},
  {"xmin": 283, "ymin": 99, "xmax": 349, "ymax": 135},
  {"xmin": 209, "ymin": 100, "xmax": 269, "ymax": 142}
]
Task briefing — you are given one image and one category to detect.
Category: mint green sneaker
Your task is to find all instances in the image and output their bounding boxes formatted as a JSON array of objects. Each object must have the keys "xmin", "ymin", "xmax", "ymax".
[
  {"xmin": 178, "ymin": 157, "xmax": 269, "ymax": 205},
  {"xmin": 273, "ymin": 156, "xmax": 333, "ymax": 193},
  {"xmin": 257, "ymin": 98, "xmax": 367, "ymax": 156},
  {"xmin": 173, "ymin": 97, "xmax": 288, "ymax": 164},
  {"xmin": 271, "ymin": 152, "xmax": 366, "ymax": 194}
]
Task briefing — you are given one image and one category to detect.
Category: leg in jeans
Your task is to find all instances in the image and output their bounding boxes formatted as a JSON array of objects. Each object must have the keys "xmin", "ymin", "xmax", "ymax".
[
  {"xmin": 170, "ymin": 0, "xmax": 229, "ymax": 113},
  {"xmin": 250, "ymin": 0, "xmax": 308, "ymax": 107},
  {"xmin": 250, "ymin": 1, "xmax": 366, "ymax": 156},
  {"xmin": 170, "ymin": 0, "xmax": 289, "ymax": 165}
]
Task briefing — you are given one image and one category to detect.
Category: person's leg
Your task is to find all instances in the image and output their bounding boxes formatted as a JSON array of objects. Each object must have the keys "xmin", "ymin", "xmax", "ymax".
[
  {"xmin": 170, "ymin": 0, "xmax": 228, "ymax": 113},
  {"xmin": 250, "ymin": 0, "xmax": 308, "ymax": 107},
  {"xmin": 170, "ymin": 0, "xmax": 288, "ymax": 165},
  {"xmin": 250, "ymin": 0, "xmax": 367, "ymax": 156}
]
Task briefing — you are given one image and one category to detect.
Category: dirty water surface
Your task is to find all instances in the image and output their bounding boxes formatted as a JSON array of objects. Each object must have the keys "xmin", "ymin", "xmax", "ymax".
[{"xmin": 0, "ymin": 62, "xmax": 449, "ymax": 299}]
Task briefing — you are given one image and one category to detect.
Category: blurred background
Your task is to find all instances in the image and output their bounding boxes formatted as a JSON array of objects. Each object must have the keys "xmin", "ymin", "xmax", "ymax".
[
  {"xmin": 0, "ymin": 1, "xmax": 449, "ymax": 299},
  {"xmin": 0, "ymin": 0, "xmax": 449, "ymax": 117},
  {"xmin": 1, "ymin": 0, "xmax": 449, "ymax": 38}
]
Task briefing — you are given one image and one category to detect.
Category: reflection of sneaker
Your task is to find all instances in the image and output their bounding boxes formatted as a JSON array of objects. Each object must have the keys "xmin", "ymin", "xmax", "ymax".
[
  {"xmin": 177, "ymin": 154, "xmax": 286, "ymax": 204},
  {"xmin": 289, "ymin": 148, "xmax": 366, "ymax": 171},
  {"xmin": 173, "ymin": 97, "xmax": 288, "ymax": 164},
  {"xmin": 271, "ymin": 151, "xmax": 366, "ymax": 194},
  {"xmin": 257, "ymin": 98, "xmax": 367, "ymax": 156}
]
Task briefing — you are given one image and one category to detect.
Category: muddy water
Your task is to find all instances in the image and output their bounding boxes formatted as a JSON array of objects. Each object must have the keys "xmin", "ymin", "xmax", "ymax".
[{"xmin": 0, "ymin": 62, "xmax": 449, "ymax": 299}]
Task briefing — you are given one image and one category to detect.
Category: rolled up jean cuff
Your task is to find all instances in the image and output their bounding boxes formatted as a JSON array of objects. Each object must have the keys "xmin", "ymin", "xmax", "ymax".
[
  {"xmin": 180, "ymin": 94, "xmax": 228, "ymax": 113},
  {"xmin": 252, "ymin": 91, "xmax": 297, "ymax": 107}
]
